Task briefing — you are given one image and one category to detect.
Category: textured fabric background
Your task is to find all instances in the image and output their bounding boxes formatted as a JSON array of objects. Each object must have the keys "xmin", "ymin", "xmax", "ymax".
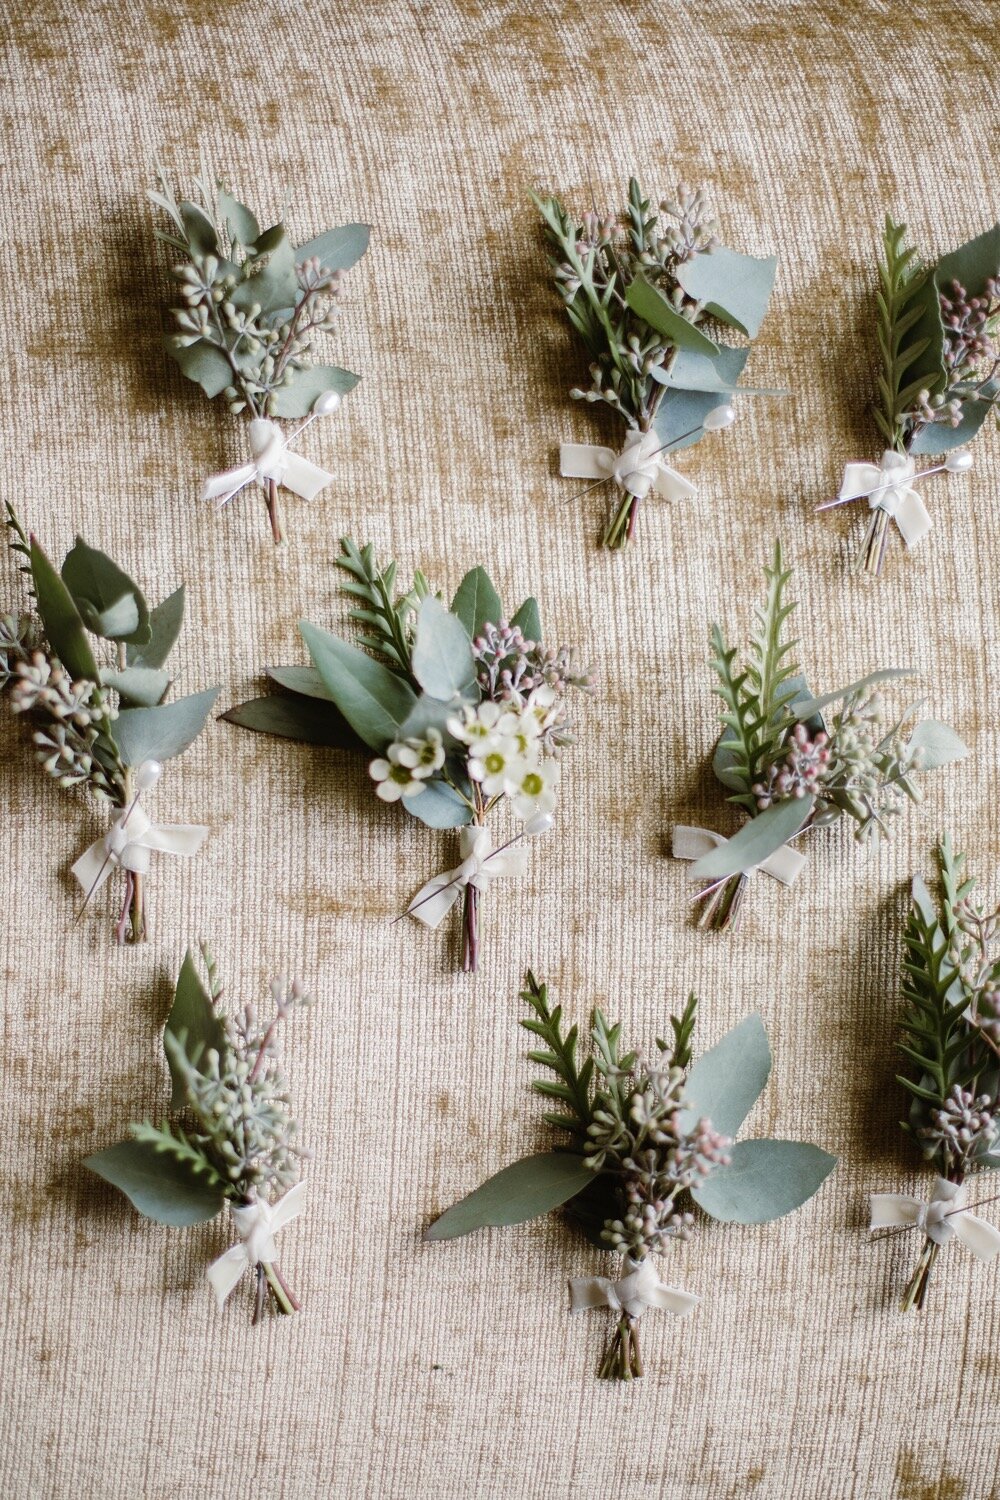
[{"xmin": 1, "ymin": 2, "xmax": 998, "ymax": 1496}]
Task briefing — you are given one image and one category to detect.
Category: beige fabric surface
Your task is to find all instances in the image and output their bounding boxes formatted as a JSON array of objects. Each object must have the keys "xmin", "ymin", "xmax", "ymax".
[{"xmin": 2, "ymin": 2, "xmax": 999, "ymax": 1496}]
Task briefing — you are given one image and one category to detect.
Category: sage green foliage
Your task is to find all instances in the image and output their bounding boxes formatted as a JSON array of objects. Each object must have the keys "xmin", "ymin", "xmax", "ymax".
[
  {"xmin": 426, "ymin": 974, "xmax": 835, "ymax": 1244},
  {"xmin": 152, "ymin": 162, "xmax": 367, "ymax": 420}
]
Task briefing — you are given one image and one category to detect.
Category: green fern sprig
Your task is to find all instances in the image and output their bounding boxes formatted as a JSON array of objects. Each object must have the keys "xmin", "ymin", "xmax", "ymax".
[
  {"xmin": 662, "ymin": 992, "xmax": 699, "ymax": 1070},
  {"xmin": 129, "ymin": 1119, "xmax": 225, "ymax": 1189},
  {"xmin": 334, "ymin": 538, "xmax": 431, "ymax": 674},
  {"xmin": 520, "ymin": 971, "xmax": 594, "ymax": 1139},
  {"xmin": 874, "ymin": 216, "xmax": 932, "ymax": 449},
  {"xmin": 590, "ymin": 1009, "xmax": 638, "ymax": 1117}
]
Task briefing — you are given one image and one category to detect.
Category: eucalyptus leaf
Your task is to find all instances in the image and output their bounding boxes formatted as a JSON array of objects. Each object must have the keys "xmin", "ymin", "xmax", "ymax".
[
  {"xmin": 911, "ymin": 873, "xmax": 937, "ymax": 926},
  {"xmin": 510, "ymin": 597, "xmax": 542, "ymax": 643},
  {"xmin": 165, "ymin": 337, "xmax": 234, "ymax": 398},
  {"xmin": 233, "ymin": 224, "xmax": 297, "ymax": 314},
  {"xmin": 683, "ymin": 1014, "xmax": 771, "ymax": 1138},
  {"xmin": 102, "ymin": 666, "xmax": 170, "ymax": 708},
  {"xmin": 676, "ymin": 246, "xmax": 778, "ymax": 338},
  {"xmin": 127, "ymin": 586, "xmax": 185, "ymax": 671},
  {"xmin": 299, "ymin": 621, "xmax": 417, "ymax": 750},
  {"xmin": 906, "ymin": 719, "xmax": 969, "ymax": 770},
  {"xmin": 29, "ymin": 538, "xmax": 99, "ymax": 682},
  {"xmin": 113, "ymin": 687, "xmax": 219, "ymax": 766},
  {"xmin": 398, "ymin": 694, "xmax": 463, "ymax": 745},
  {"xmin": 651, "ymin": 386, "xmax": 725, "ymax": 454},
  {"xmin": 424, "ymin": 1152, "xmax": 592, "ymax": 1240},
  {"xmin": 402, "ymin": 776, "xmax": 473, "ymax": 828},
  {"xmin": 216, "ymin": 189, "xmax": 259, "ymax": 246},
  {"xmin": 266, "ymin": 665, "xmax": 336, "ymax": 701},
  {"xmin": 83, "ymin": 1137, "xmax": 224, "ymax": 1227},
  {"xmin": 688, "ymin": 796, "xmax": 814, "ymax": 882},
  {"xmin": 625, "ymin": 273, "xmax": 719, "ymax": 355},
  {"xmin": 451, "ymin": 567, "xmax": 502, "ymax": 641},
  {"xmin": 165, "ymin": 950, "xmax": 227, "ymax": 1108},
  {"xmin": 903, "ymin": 227, "xmax": 1000, "ymax": 404},
  {"xmin": 61, "ymin": 539, "xmax": 150, "ymax": 646},
  {"xmin": 269, "ymin": 365, "xmax": 361, "ymax": 418},
  {"xmin": 411, "ymin": 597, "xmax": 478, "ymax": 700},
  {"xmin": 691, "ymin": 1138, "xmax": 836, "ymax": 1223},
  {"xmin": 295, "ymin": 223, "xmax": 371, "ymax": 271},
  {"xmin": 909, "ymin": 381, "xmax": 1000, "ymax": 454},
  {"xmin": 794, "ymin": 668, "xmax": 916, "ymax": 719},
  {"xmin": 655, "ymin": 343, "xmax": 783, "ymax": 396},
  {"xmin": 221, "ymin": 693, "xmax": 365, "ymax": 752},
  {"xmin": 179, "ymin": 201, "xmax": 218, "ymax": 256}
]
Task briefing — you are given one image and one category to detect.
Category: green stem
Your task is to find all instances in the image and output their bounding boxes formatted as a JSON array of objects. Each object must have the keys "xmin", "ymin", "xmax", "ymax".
[
  {"xmin": 262, "ymin": 1262, "xmax": 298, "ymax": 1316},
  {"xmin": 901, "ymin": 1237, "xmax": 940, "ymax": 1312},
  {"xmin": 697, "ymin": 871, "xmax": 750, "ymax": 932}
]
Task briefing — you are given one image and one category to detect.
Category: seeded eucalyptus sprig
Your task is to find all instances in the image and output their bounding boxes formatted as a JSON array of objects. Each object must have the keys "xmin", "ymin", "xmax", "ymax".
[
  {"xmin": 2, "ymin": 511, "xmax": 218, "ymax": 942},
  {"xmin": 534, "ymin": 178, "xmax": 779, "ymax": 548},
  {"xmin": 870, "ymin": 840, "xmax": 1000, "ymax": 1311},
  {"xmin": 821, "ymin": 215, "xmax": 1000, "ymax": 575},
  {"xmin": 85, "ymin": 947, "xmax": 315, "ymax": 1325},
  {"xmin": 675, "ymin": 541, "xmax": 968, "ymax": 930},
  {"xmin": 151, "ymin": 162, "xmax": 370, "ymax": 543},
  {"xmin": 426, "ymin": 973, "xmax": 835, "ymax": 1381},
  {"xmin": 223, "ymin": 539, "xmax": 594, "ymax": 972}
]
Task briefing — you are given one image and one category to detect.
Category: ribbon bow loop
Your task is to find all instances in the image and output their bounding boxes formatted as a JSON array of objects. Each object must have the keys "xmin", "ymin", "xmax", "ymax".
[
  {"xmin": 568, "ymin": 1257, "xmax": 699, "ymax": 1321},
  {"xmin": 835, "ymin": 450, "xmax": 932, "ymax": 547},
  {"xmin": 560, "ymin": 430, "xmax": 697, "ymax": 505},
  {"xmin": 201, "ymin": 418, "xmax": 336, "ymax": 508},
  {"xmin": 671, "ymin": 825, "xmax": 807, "ymax": 886},
  {"xmin": 407, "ymin": 826, "xmax": 531, "ymax": 929},
  {"xmin": 206, "ymin": 1181, "xmax": 308, "ymax": 1309},
  {"xmin": 71, "ymin": 805, "xmax": 210, "ymax": 895},
  {"xmin": 869, "ymin": 1177, "xmax": 1000, "ymax": 1261}
]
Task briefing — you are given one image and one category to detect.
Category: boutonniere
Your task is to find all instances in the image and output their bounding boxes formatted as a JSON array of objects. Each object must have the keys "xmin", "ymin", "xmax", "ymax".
[
  {"xmin": 2, "ymin": 510, "xmax": 216, "ymax": 942},
  {"xmin": 819, "ymin": 217, "xmax": 999, "ymax": 574},
  {"xmin": 427, "ymin": 974, "xmax": 835, "ymax": 1380},
  {"xmin": 673, "ymin": 541, "xmax": 968, "ymax": 930},
  {"xmin": 150, "ymin": 163, "xmax": 370, "ymax": 543},
  {"xmin": 85, "ymin": 947, "xmax": 314, "ymax": 1323},
  {"xmin": 871, "ymin": 838, "xmax": 1000, "ymax": 1310},
  {"xmin": 224, "ymin": 540, "xmax": 594, "ymax": 971},
  {"xmin": 534, "ymin": 178, "xmax": 779, "ymax": 548}
]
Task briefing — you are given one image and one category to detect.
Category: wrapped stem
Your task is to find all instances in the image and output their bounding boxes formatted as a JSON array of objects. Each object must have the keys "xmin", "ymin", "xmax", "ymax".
[
  {"xmin": 265, "ymin": 476, "xmax": 285, "ymax": 546},
  {"xmin": 900, "ymin": 1237, "xmax": 940, "ymax": 1313},
  {"xmin": 856, "ymin": 505, "xmax": 891, "ymax": 576},
  {"xmin": 696, "ymin": 871, "xmax": 750, "ymax": 932},
  {"xmin": 462, "ymin": 883, "xmax": 480, "ymax": 972},
  {"xmin": 257, "ymin": 1261, "xmax": 300, "ymax": 1321},
  {"xmin": 596, "ymin": 1313, "xmax": 644, "ymax": 1380},
  {"xmin": 603, "ymin": 492, "xmax": 639, "ymax": 550}
]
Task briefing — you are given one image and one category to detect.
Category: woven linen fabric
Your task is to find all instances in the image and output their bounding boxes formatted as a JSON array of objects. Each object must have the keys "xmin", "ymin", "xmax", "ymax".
[{"xmin": 1, "ymin": 2, "xmax": 998, "ymax": 1496}]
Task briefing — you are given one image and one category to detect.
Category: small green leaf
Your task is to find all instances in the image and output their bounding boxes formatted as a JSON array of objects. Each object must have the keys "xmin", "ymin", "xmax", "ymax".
[
  {"xmin": 216, "ymin": 189, "xmax": 259, "ymax": 245},
  {"xmin": 691, "ymin": 1138, "xmax": 836, "ymax": 1223},
  {"xmin": 29, "ymin": 538, "xmax": 99, "ymax": 681},
  {"xmin": 424, "ymin": 1152, "xmax": 593, "ymax": 1240},
  {"xmin": 164, "ymin": 337, "xmax": 234, "ymax": 398},
  {"xmin": 683, "ymin": 1014, "xmax": 771, "ymax": 1138},
  {"xmin": 688, "ymin": 797, "xmax": 814, "ymax": 882},
  {"xmin": 84, "ymin": 1137, "xmax": 225, "ymax": 1226},
  {"xmin": 906, "ymin": 719, "xmax": 969, "ymax": 770},
  {"xmin": 61, "ymin": 539, "xmax": 150, "ymax": 645},
  {"xmin": 652, "ymin": 384, "xmax": 732, "ymax": 454},
  {"xmin": 221, "ymin": 693, "xmax": 365, "ymax": 751},
  {"xmin": 128, "ymin": 586, "xmax": 185, "ymax": 670},
  {"xmin": 451, "ymin": 567, "xmax": 502, "ymax": 640},
  {"xmin": 113, "ymin": 687, "xmax": 219, "ymax": 765},
  {"xmin": 165, "ymin": 950, "xmax": 227, "ymax": 1109},
  {"xmin": 233, "ymin": 224, "xmax": 297, "ymax": 314},
  {"xmin": 102, "ymin": 666, "xmax": 170, "ymax": 708},
  {"xmin": 675, "ymin": 246, "xmax": 778, "ymax": 338},
  {"xmin": 402, "ymin": 777, "xmax": 473, "ymax": 828},
  {"xmin": 625, "ymin": 272, "xmax": 719, "ymax": 355},
  {"xmin": 299, "ymin": 621, "xmax": 417, "ymax": 750},
  {"xmin": 794, "ymin": 668, "xmax": 916, "ymax": 719},
  {"xmin": 411, "ymin": 597, "xmax": 477, "ymax": 700},
  {"xmin": 510, "ymin": 597, "xmax": 542, "ymax": 643},
  {"xmin": 295, "ymin": 223, "xmax": 371, "ymax": 271},
  {"xmin": 266, "ymin": 665, "xmax": 336, "ymax": 701},
  {"xmin": 656, "ymin": 343, "xmax": 783, "ymax": 396},
  {"xmin": 268, "ymin": 365, "xmax": 361, "ymax": 418},
  {"xmin": 179, "ymin": 201, "xmax": 218, "ymax": 256}
]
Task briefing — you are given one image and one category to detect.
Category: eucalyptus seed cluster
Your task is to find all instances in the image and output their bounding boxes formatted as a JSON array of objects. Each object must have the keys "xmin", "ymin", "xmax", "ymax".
[
  {"xmin": 472, "ymin": 622, "xmax": 594, "ymax": 749},
  {"xmin": 9, "ymin": 651, "xmax": 126, "ymax": 805},
  {"xmin": 584, "ymin": 1059, "xmax": 731, "ymax": 1260},
  {"xmin": 905, "ymin": 275, "xmax": 1000, "ymax": 434},
  {"xmin": 918, "ymin": 1085, "xmax": 1000, "ymax": 1172},
  {"xmin": 168, "ymin": 976, "xmax": 315, "ymax": 1199},
  {"xmin": 0, "ymin": 613, "xmax": 36, "ymax": 689}
]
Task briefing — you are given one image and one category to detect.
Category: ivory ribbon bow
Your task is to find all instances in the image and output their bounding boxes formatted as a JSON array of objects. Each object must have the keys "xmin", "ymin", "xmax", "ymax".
[
  {"xmin": 407, "ymin": 826, "xmax": 530, "ymax": 928},
  {"xmin": 559, "ymin": 428, "xmax": 697, "ymax": 504},
  {"xmin": 568, "ymin": 1257, "xmax": 699, "ymax": 1321},
  {"xmin": 201, "ymin": 418, "xmax": 335, "ymax": 507},
  {"xmin": 71, "ymin": 805, "xmax": 209, "ymax": 894},
  {"xmin": 836, "ymin": 450, "xmax": 932, "ymax": 547},
  {"xmin": 671, "ymin": 825, "xmax": 807, "ymax": 886},
  {"xmin": 207, "ymin": 1182, "xmax": 308, "ymax": 1308},
  {"xmin": 869, "ymin": 1177, "xmax": 1000, "ymax": 1260}
]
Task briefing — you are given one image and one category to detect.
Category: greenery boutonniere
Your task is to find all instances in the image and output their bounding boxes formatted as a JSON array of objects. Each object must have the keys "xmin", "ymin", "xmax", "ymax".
[
  {"xmin": 427, "ymin": 974, "xmax": 836, "ymax": 1380},
  {"xmin": 819, "ymin": 217, "xmax": 999, "ymax": 574},
  {"xmin": 2, "ymin": 510, "xmax": 217, "ymax": 942},
  {"xmin": 870, "ymin": 838, "xmax": 1000, "ymax": 1310},
  {"xmin": 85, "ymin": 947, "xmax": 314, "ymax": 1323},
  {"xmin": 151, "ymin": 163, "xmax": 370, "ymax": 543},
  {"xmin": 673, "ymin": 541, "xmax": 968, "ymax": 930},
  {"xmin": 534, "ymin": 178, "xmax": 779, "ymax": 548},
  {"xmin": 225, "ymin": 540, "xmax": 594, "ymax": 972}
]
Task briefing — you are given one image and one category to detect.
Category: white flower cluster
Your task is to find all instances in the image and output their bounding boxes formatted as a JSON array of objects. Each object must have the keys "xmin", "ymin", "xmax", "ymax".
[{"xmin": 369, "ymin": 727, "xmax": 446, "ymax": 802}]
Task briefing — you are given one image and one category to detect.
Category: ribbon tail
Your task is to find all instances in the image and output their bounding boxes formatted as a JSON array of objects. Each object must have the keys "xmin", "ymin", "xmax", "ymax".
[
  {"xmin": 652, "ymin": 464, "xmax": 697, "ymax": 503},
  {"xmin": 869, "ymin": 1193, "xmax": 920, "ymax": 1231},
  {"xmin": 200, "ymin": 463, "xmax": 258, "ymax": 506},
  {"xmin": 559, "ymin": 443, "xmax": 615, "ymax": 481},
  {"xmin": 758, "ymin": 844, "xmax": 807, "ymax": 886},
  {"xmin": 141, "ymin": 823, "xmax": 211, "ymax": 858},
  {"xmin": 671, "ymin": 825, "xmax": 725, "ymax": 863},
  {"xmin": 894, "ymin": 489, "xmax": 933, "ymax": 547},
  {"xmin": 267, "ymin": 1179, "xmax": 308, "ymax": 1236},
  {"xmin": 70, "ymin": 836, "xmax": 114, "ymax": 894},
  {"xmin": 646, "ymin": 1283, "xmax": 700, "ymax": 1317},
  {"xmin": 838, "ymin": 462, "xmax": 883, "ymax": 502},
  {"xmin": 206, "ymin": 1244, "xmax": 250, "ymax": 1308},
  {"xmin": 482, "ymin": 847, "xmax": 531, "ymax": 880},
  {"xmin": 952, "ymin": 1211, "xmax": 1000, "ymax": 1262},
  {"xmin": 567, "ymin": 1276, "xmax": 616, "ymax": 1313},
  {"xmin": 279, "ymin": 452, "xmax": 336, "ymax": 502},
  {"xmin": 407, "ymin": 870, "xmax": 465, "ymax": 929}
]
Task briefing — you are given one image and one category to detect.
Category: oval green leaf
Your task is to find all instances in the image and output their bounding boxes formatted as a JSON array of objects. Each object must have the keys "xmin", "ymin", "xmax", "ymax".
[
  {"xmin": 683, "ymin": 1014, "xmax": 771, "ymax": 1139},
  {"xmin": 113, "ymin": 687, "xmax": 219, "ymax": 765},
  {"xmin": 676, "ymin": 246, "xmax": 778, "ymax": 339},
  {"xmin": 84, "ymin": 1137, "xmax": 225, "ymax": 1227},
  {"xmin": 411, "ymin": 596, "xmax": 477, "ymax": 700},
  {"xmin": 165, "ymin": 950, "xmax": 227, "ymax": 1108},
  {"xmin": 625, "ymin": 272, "xmax": 719, "ymax": 355},
  {"xmin": 688, "ymin": 796, "xmax": 814, "ymax": 882},
  {"xmin": 425, "ymin": 1152, "xmax": 593, "ymax": 1240},
  {"xmin": 451, "ymin": 567, "xmax": 502, "ymax": 640},
  {"xmin": 691, "ymin": 1138, "xmax": 837, "ymax": 1224},
  {"xmin": 299, "ymin": 621, "xmax": 417, "ymax": 750}
]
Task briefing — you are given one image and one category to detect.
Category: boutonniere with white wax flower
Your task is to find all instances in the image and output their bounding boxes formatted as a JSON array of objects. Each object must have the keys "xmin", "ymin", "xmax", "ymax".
[
  {"xmin": 533, "ymin": 178, "xmax": 781, "ymax": 548},
  {"xmin": 426, "ymin": 975, "xmax": 835, "ymax": 1381},
  {"xmin": 673, "ymin": 541, "xmax": 968, "ymax": 931},
  {"xmin": 150, "ymin": 162, "xmax": 370, "ymax": 543},
  {"xmin": 818, "ymin": 216, "xmax": 999, "ymax": 575},
  {"xmin": 1, "ymin": 509, "xmax": 217, "ymax": 943},
  {"xmin": 224, "ymin": 540, "xmax": 594, "ymax": 972},
  {"xmin": 871, "ymin": 838, "xmax": 1000, "ymax": 1310},
  {"xmin": 85, "ymin": 947, "xmax": 314, "ymax": 1324}
]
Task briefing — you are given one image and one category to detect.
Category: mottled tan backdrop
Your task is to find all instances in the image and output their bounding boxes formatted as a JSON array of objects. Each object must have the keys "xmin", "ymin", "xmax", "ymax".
[{"xmin": 1, "ymin": 2, "xmax": 998, "ymax": 1496}]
